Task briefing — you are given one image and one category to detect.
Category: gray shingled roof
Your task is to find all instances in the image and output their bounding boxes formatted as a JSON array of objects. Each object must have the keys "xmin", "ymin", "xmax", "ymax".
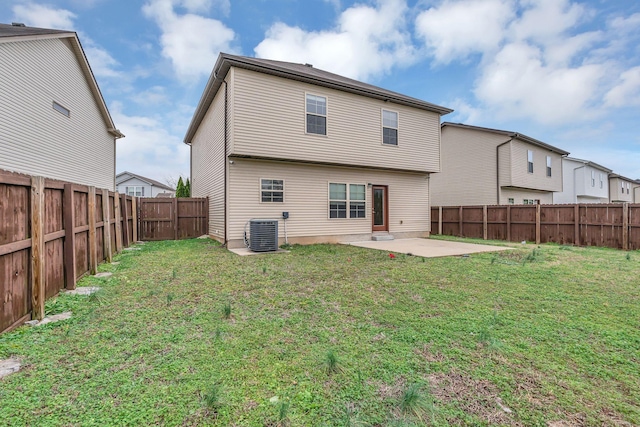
[
  {"xmin": 185, "ymin": 53, "xmax": 453, "ymax": 144},
  {"xmin": 116, "ymin": 172, "xmax": 175, "ymax": 191},
  {"xmin": 442, "ymin": 122, "xmax": 570, "ymax": 156},
  {"xmin": 0, "ymin": 23, "xmax": 73, "ymax": 38}
]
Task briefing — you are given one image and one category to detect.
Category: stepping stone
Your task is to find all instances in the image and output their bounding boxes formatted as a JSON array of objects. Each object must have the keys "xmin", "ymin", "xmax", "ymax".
[
  {"xmin": 94, "ymin": 272, "xmax": 112, "ymax": 278},
  {"xmin": 124, "ymin": 247, "xmax": 141, "ymax": 251},
  {"xmin": 0, "ymin": 358, "xmax": 21, "ymax": 379},
  {"xmin": 36, "ymin": 311, "xmax": 72, "ymax": 326},
  {"xmin": 134, "ymin": 241, "xmax": 146, "ymax": 244},
  {"xmin": 111, "ymin": 262, "xmax": 120, "ymax": 266},
  {"xmin": 64, "ymin": 286, "xmax": 100, "ymax": 296}
]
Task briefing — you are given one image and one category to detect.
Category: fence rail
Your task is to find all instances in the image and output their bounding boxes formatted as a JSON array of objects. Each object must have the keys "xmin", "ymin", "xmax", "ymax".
[
  {"xmin": 431, "ymin": 203, "xmax": 640, "ymax": 250},
  {"xmin": 1, "ymin": 169, "xmax": 140, "ymax": 334},
  {"xmin": 138, "ymin": 197, "xmax": 208, "ymax": 241}
]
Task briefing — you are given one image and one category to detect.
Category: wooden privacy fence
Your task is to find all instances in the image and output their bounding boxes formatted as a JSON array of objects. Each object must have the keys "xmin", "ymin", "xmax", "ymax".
[
  {"xmin": 138, "ymin": 197, "xmax": 208, "ymax": 241},
  {"xmin": 1, "ymin": 169, "xmax": 136, "ymax": 334},
  {"xmin": 431, "ymin": 204, "xmax": 640, "ymax": 250}
]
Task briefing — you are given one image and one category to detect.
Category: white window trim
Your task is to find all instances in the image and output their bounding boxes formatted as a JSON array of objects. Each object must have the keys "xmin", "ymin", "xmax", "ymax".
[
  {"xmin": 527, "ymin": 150, "xmax": 533, "ymax": 174},
  {"xmin": 305, "ymin": 92, "xmax": 328, "ymax": 137},
  {"xmin": 381, "ymin": 108, "xmax": 399, "ymax": 146},
  {"xmin": 53, "ymin": 101, "xmax": 70, "ymax": 118},
  {"xmin": 546, "ymin": 156, "xmax": 552, "ymax": 177},
  {"xmin": 125, "ymin": 186, "xmax": 144, "ymax": 197},
  {"xmin": 328, "ymin": 182, "xmax": 367, "ymax": 220},
  {"xmin": 591, "ymin": 170, "xmax": 596, "ymax": 187},
  {"xmin": 259, "ymin": 178, "xmax": 285, "ymax": 203}
]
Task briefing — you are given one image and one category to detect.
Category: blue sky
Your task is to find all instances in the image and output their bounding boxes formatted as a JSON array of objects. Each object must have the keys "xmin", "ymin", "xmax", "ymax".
[{"xmin": 2, "ymin": 0, "xmax": 640, "ymax": 184}]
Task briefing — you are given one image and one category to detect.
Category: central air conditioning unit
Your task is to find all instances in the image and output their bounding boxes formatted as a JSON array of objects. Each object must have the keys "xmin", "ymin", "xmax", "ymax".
[{"xmin": 249, "ymin": 219, "xmax": 278, "ymax": 252}]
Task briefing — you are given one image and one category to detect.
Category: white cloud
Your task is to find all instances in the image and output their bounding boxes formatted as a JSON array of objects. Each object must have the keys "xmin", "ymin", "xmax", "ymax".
[
  {"xmin": 415, "ymin": 0, "xmax": 514, "ymax": 64},
  {"xmin": 414, "ymin": 0, "xmax": 636, "ymax": 126},
  {"xmin": 12, "ymin": 3, "xmax": 121, "ymax": 79},
  {"xmin": 254, "ymin": 0, "xmax": 416, "ymax": 81},
  {"xmin": 604, "ymin": 67, "xmax": 640, "ymax": 108},
  {"xmin": 142, "ymin": 0, "xmax": 236, "ymax": 81},
  {"xmin": 474, "ymin": 42, "xmax": 606, "ymax": 124},
  {"xmin": 112, "ymin": 102, "xmax": 190, "ymax": 182},
  {"xmin": 12, "ymin": 3, "xmax": 76, "ymax": 29}
]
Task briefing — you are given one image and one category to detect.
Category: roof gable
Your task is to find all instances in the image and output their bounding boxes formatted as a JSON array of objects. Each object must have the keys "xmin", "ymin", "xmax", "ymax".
[
  {"xmin": 0, "ymin": 23, "xmax": 123, "ymax": 138},
  {"xmin": 185, "ymin": 53, "xmax": 453, "ymax": 144},
  {"xmin": 116, "ymin": 171, "xmax": 174, "ymax": 191},
  {"xmin": 442, "ymin": 122, "xmax": 570, "ymax": 156}
]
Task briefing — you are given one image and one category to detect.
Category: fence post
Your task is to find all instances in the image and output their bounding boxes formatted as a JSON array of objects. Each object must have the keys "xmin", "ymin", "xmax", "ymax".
[
  {"xmin": 121, "ymin": 194, "xmax": 130, "ymax": 248},
  {"xmin": 458, "ymin": 206, "xmax": 463, "ymax": 237},
  {"xmin": 574, "ymin": 204, "xmax": 580, "ymax": 246},
  {"xmin": 173, "ymin": 197, "xmax": 179, "ymax": 240},
  {"xmin": 30, "ymin": 176, "xmax": 46, "ymax": 320},
  {"xmin": 506, "ymin": 205, "xmax": 511, "ymax": 242},
  {"xmin": 535, "ymin": 204, "xmax": 541, "ymax": 244},
  {"xmin": 102, "ymin": 189, "xmax": 112, "ymax": 263},
  {"xmin": 114, "ymin": 192, "xmax": 123, "ymax": 252},
  {"xmin": 63, "ymin": 183, "xmax": 77, "ymax": 291},
  {"xmin": 132, "ymin": 197, "xmax": 138, "ymax": 243},
  {"xmin": 87, "ymin": 187, "xmax": 98, "ymax": 275},
  {"xmin": 483, "ymin": 205, "xmax": 488, "ymax": 240},
  {"xmin": 438, "ymin": 206, "xmax": 442, "ymax": 235},
  {"xmin": 622, "ymin": 203, "xmax": 629, "ymax": 251}
]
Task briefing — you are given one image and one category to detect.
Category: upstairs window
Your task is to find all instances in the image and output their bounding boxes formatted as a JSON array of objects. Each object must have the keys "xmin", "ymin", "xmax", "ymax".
[
  {"xmin": 621, "ymin": 181, "xmax": 625, "ymax": 193},
  {"xmin": 627, "ymin": 182, "xmax": 630, "ymax": 194},
  {"xmin": 591, "ymin": 171, "xmax": 596, "ymax": 187},
  {"xmin": 599, "ymin": 173, "xmax": 604, "ymax": 189},
  {"xmin": 546, "ymin": 156, "xmax": 552, "ymax": 177},
  {"xmin": 382, "ymin": 110, "xmax": 398, "ymax": 145},
  {"xmin": 53, "ymin": 101, "xmax": 70, "ymax": 117},
  {"xmin": 261, "ymin": 179, "xmax": 284, "ymax": 202},
  {"xmin": 126, "ymin": 186, "xmax": 144, "ymax": 197},
  {"xmin": 527, "ymin": 150, "xmax": 533, "ymax": 173},
  {"xmin": 306, "ymin": 94, "xmax": 327, "ymax": 135}
]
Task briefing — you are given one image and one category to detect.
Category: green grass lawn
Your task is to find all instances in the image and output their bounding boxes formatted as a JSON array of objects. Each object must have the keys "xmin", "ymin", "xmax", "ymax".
[{"xmin": 1, "ymin": 238, "xmax": 639, "ymax": 426}]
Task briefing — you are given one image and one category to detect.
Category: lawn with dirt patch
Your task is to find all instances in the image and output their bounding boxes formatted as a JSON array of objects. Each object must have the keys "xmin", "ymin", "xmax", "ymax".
[{"xmin": 0, "ymin": 238, "xmax": 638, "ymax": 426}]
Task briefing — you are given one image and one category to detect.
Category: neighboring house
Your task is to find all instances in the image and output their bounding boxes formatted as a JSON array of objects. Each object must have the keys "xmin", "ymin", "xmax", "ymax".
[
  {"xmin": 553, "ymin": 157, "xmax": 611, "ymax": 204},
  {"xmin": 0, "ymin": 23, "xmax": 123, "ymax": 190},
  {"xmin": 185, "ymin": 53, "xmax": 452, "ymax": 248},
  {"xmin": 430, "ymin": 123, "xmax": 569, "ymax": 206},
  {"xmin": 635, "ymin": 181, "xmax": 640, "ymax": 203},
  {"xmin": 608, "ymin": 174, "xmax": 638, "ymax": 203},
  {"xmin": 116, "ymin": 171, "xmax": 175, "ymax": 197}
]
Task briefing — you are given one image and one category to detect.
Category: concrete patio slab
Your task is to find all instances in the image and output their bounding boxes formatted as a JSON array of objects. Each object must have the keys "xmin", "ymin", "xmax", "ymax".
[
  {"xmin": 345, "ymin": 238, "xmax": 511, "ymax": 258},
  {"xmin": 228, "ymin": 247, "xmax": 290, "ymax": 256}
]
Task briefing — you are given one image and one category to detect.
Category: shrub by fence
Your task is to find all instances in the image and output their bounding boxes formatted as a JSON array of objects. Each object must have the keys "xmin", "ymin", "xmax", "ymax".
[
  {"xmin": 431, "ymin": 204, "xmax": 640, "ymax": 250},
  {"xmin": 0, "ymin": 169, "xmax": 138, "ymax": 334}
]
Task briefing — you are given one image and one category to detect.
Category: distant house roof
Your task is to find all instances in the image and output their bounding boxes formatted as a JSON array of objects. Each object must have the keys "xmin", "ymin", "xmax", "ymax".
[
  {"xmin": 184, "ymin": 53, "xmax": 453, "ymax": 144},
  {"xmin": 608, "ymin": 173, "xmax": 637, "ymax": 182},
  {"xmin": 441, "ymin": 122, "xmax": 570, "ymax": 156},
  {"xmin": 116, "ymin": 171, "xmax": 175, "ymax": 191},
  {"xmin": 563, "ymin": 157, "xmax": 612, "ymax": 173},
  {"xmin": 0, "ymin": 23, "xmax": 123, "ymax": 138}
]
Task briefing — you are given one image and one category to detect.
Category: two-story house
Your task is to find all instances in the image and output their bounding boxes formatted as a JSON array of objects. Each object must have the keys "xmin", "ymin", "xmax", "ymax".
[
  {"xmin": 553, "ymin": 157, "xmax": 611, "ymax": 204},
  {"xmin": 430, "ymin": 123, "xmax": 568, "ymax": 206},
  {"xmin": 0, "ymin": 23, "xmax": 123, "ymax": 190},
  {"xmin": 185, "ymin": 53, "xmax": 452, "ymax": 248},
  {"xmin": 608, "ymin": 174, "xmax": 638, "ymax": 203},
  {"xmin": 116, "ymin": 171, "xmax": 175, "ymax": 198}
]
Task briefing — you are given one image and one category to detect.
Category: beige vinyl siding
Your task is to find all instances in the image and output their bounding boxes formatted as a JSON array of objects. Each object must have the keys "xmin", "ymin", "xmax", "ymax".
[
  {"xmin": 508, "ymin": 139, "xmax": 562, "ymax": 193},
  {"xmin": 229, "ymin": 67, "xmax": 441, "ymax": 173},
  {"xmin": 500, "ymin": 188, "xmax": 553, "ymax": 204},
  {"xmin": 191, "ymin": 77, "xmax": 228, "ymax": 240},
  {"xmin": 0, "ymin": 37, "xmax": 115, "ymax": 189},
  {"xmin": 431, "ymin": 126, "xmax": 509, "ymax": 206},
  {"xmin": 498, "ymin": 143, "xmax": 512, "ymax": 190},
  {"xmin": 227, "ymin": 158, "xmax": 429, "ymax": 246},
  {"xmin": 609, "ymin": 177, "xmax": 634, "ymax": 203}
]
